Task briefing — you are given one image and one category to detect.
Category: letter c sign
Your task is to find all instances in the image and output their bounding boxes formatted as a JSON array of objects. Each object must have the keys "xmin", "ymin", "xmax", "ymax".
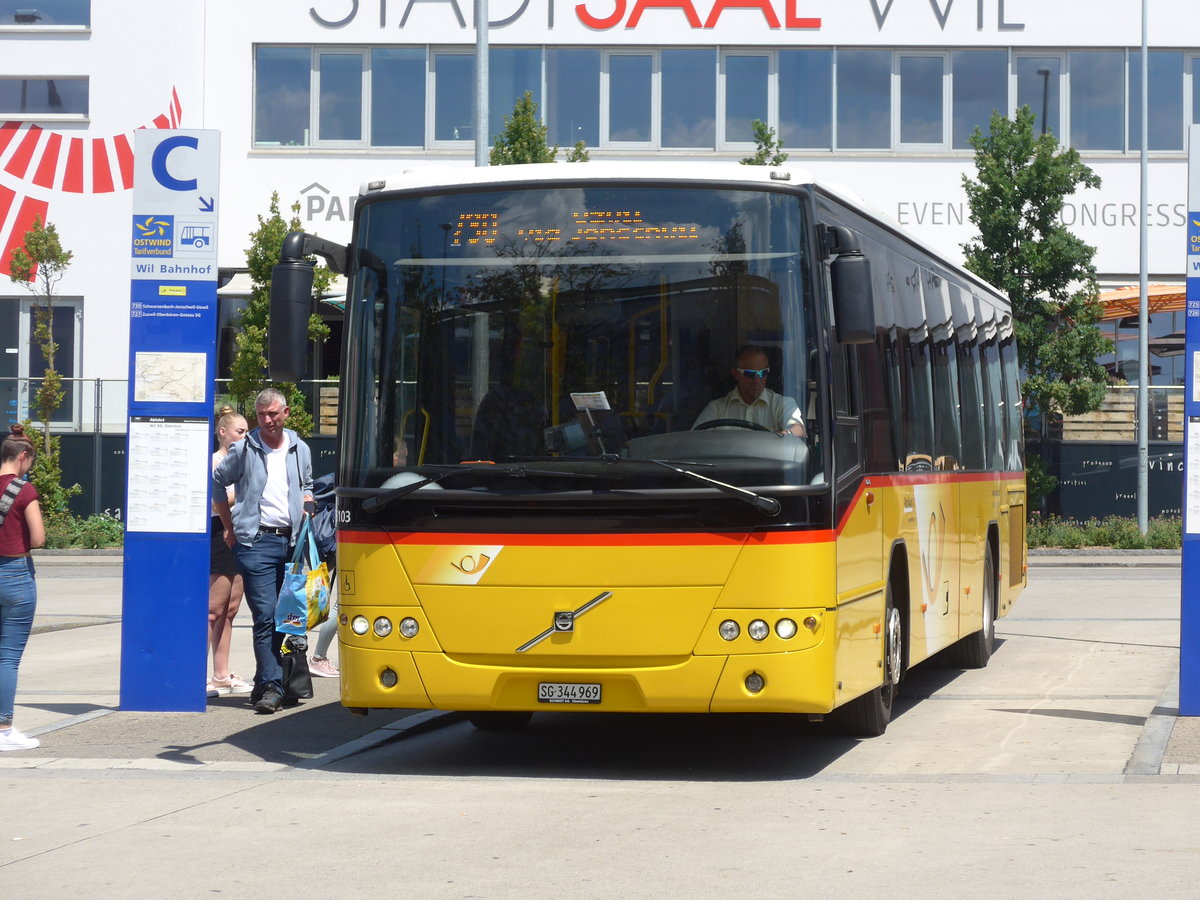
[{"xmin": 151, "ymin": 135, "xmax": 199, "ymax": 192}]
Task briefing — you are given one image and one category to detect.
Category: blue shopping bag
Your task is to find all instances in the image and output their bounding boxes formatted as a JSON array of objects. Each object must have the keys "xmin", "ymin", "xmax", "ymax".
[{"xmin": 274, "ymin": 517, "xmax": 332, "ymax": 635}]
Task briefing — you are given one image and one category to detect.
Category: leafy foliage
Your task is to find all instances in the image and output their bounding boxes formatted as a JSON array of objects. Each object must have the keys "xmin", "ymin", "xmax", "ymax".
[
  {"xmin": 961, "ymin": 107, "xmax": 1111, "ymax": 421},
  {"xmin": 229, "ymin": 192, "xmax": 333, "ymax": 435},
  {"xmin": 7, "ymin": 216, "xmax": 72, "ymax": 456},
  {"xmin": 739, "ymin": 120, "xmax": 788, "ymax": 166},
  {"xmin": 45, "ymin": 511, "xmax": 124, "ymax": 549},
  {"xmin": 489, "ymin": 92, "xmax": 558, "ymax": 166},
  {"xmin": 565, "ymin": 140, "xmax": 590, "ymax": 163},
  {"xmin": 1027, "ymin": 515, "xmax": 1181, "ymax": 550},
  {"xmin": 6, "ymin": 217, "xmax": 81, "ymax": 526}
]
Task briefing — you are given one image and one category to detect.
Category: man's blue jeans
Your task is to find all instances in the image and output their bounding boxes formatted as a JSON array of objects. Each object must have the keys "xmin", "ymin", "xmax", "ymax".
[
  {"xmin": 0, "ymin": 556, "xmax": 36, "ymax": 727},
  {"xmin": 233, "ymin": 532, "xmax": 288, "ymax": 694}
]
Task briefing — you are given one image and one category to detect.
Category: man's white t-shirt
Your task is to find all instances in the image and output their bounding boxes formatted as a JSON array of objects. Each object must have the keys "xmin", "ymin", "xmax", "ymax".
[
  {"xmin": 259, "ymin": 442, "xmax": 290, "ymax": 528},
  {"xmin": 693, "ymin": 387, "xmax": 803, "ymax": 432}
]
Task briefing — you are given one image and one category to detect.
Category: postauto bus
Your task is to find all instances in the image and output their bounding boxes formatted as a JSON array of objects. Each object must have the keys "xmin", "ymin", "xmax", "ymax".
[{"xmin": 270, "ymin": 162, "xmax": 1026, "ymax": 736}]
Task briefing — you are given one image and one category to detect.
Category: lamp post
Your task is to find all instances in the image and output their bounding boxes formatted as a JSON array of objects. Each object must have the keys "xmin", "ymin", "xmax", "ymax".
[
  {"xmin": 475, "ymin": 0, "xmax": 488, "ymax": 166},
  {"xmin": 1137, "ymin": 0, "xmax": 1150, "ymax": 534}
]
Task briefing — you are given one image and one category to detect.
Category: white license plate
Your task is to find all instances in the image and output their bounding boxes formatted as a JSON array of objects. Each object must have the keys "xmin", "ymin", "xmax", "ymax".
[{"xmin": 537, "ymin": 682, "xmax": 601, "ymax": 704}]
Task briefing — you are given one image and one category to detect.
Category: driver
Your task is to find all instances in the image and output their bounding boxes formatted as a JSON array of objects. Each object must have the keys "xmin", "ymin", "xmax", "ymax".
[{"xmin": 693, "ymin": 345, "xmax": 806, "ymax": 438}]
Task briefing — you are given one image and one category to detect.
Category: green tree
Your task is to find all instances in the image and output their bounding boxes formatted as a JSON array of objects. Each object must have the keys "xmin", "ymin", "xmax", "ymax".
[
  {"xmin": 739, "ymin": 119, "xmax": 788, "ymax": 166},
  {"xmin": 6, "ymin": 216, "xmax": 82, "ymax": 528},
  {"xmin": 961, "ymin": 107, "xmax": 1111, "ymax": 512},
  {"xmin": 564, "ymin": 140, "xmax": 590, "ymax": 163},
  {"xmin": 228, "ymin": 192, "xmax": 333, "ymax": 435},
  {"xmin": 489, "ymin": 91, "xmax": 558, "ymax": 165},
  {"xmin": 962, "ymin": 107, "xmax": 1109, "ymax": 419}
]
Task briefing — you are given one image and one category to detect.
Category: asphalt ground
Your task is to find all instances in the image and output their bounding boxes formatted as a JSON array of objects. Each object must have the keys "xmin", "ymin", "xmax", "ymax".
[{"xmin": 0, "ymin": 547, "xmax": 1193, "ymax": 776}]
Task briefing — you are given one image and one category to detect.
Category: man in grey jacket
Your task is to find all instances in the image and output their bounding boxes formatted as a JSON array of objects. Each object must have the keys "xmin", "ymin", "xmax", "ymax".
[{"xmin": 212, "ymin": 388, "xmax": 314, "ymax": 714}]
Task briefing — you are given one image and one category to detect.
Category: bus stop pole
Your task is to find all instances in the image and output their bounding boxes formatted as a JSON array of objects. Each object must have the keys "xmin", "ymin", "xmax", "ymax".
[{"xmin": 1181, "ymin": 124, "xmax": 1200, "ymax": 715}]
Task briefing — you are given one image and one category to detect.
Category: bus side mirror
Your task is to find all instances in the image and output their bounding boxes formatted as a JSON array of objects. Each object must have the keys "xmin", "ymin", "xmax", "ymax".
[
  {"xmin": 269, "ymin": 256, "xmax": 314, "ymax": 383},
  {"xmin": 831, "ymin": 251, "xmax": 875, "ymax": 345}
]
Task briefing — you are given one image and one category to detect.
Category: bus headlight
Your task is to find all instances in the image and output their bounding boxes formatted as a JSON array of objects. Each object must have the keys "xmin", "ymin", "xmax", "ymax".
[
  {"xmin": 373, "ymin": 617, "xmax": 393, "ymax": 637},
  {"xmin": 351, "ymin": 616, "xmax": 369, "ymax": 635},
  {"xmin": 399, "ymin": 617, "xmax": 419, "ymax": 638},
  {"xmin": 745, "ymin": 672, "xmax": 765, "ymax": 693},
  {"xmin": 380, "ymin": 668, "xmax": 399, "ymax": 688},
  {"xmin": 747, "ymin": 619, "xmax": 770, "ymax": 641},
  {"xmin": 775, "ymin": 618, "xmax": 798, "ymax": 640},
  {"xmin": 718, "ymin": 620, "xmax": 740, "ymax": 641}
]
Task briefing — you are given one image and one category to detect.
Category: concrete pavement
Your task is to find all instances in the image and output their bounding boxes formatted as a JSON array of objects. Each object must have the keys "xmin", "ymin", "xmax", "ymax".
[
  {"xmin": 1, "ymin": 547, "xmax": 1195, "ymax": 774},
  {"xmin": 0, "ymin": 549, "xmax": 1197, "ymax": 898}
]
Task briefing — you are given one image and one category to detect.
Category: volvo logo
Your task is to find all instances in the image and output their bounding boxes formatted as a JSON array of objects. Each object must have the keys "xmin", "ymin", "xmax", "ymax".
[{"xmin": 517, "ymin": 591, "xmax": 613, "ymax": 653}]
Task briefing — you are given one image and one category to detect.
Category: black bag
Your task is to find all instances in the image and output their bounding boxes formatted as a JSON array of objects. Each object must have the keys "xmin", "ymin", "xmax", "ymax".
[
  {"xmin": 281, "ymin": 635, "xmax": 314, "ymax": 701},
  {"xmin": 310, "ymin": 473, "xmax": 337, "ymax": 566}
]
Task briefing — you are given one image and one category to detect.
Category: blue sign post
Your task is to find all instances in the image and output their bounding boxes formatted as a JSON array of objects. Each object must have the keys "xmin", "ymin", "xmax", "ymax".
[
  {"xmin": 120, "ymin": 130, "xmax": 220, "ymax": 712},
  {"xmin": 1182, "ymin": 125, "xmax": 1200, "ymax": 716}
]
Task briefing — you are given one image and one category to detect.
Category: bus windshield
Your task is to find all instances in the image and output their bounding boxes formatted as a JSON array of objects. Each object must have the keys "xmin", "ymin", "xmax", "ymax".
[{"xmin": 342, "ymin": 183, "xmax": 820, "ymax": 494}]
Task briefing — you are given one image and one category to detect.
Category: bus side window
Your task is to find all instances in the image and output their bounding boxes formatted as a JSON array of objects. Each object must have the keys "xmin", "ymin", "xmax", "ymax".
[
  {"xmin": 858, "ymin": 335, "xmax": 894, "ymax": 473},
  {"xmin": 832, "ymin": 343, "xmax": 860, "ymax": 481},
  {"xmin": 957, "ymin": 333, "xmax": 986, "ymax": 470},
  {"xmin": 931, "ymin": 339, "xmax": 963, "ymax": 470}
]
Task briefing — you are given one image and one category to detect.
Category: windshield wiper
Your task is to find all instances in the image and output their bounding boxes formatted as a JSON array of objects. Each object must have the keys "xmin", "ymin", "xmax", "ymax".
[
  {"xmin": 360, "ymin": 464, "xmax": 599, "ymax": 513},
  {"xmin": 616, "ymin": 455, "xmax": 781, "ymax": 517}
]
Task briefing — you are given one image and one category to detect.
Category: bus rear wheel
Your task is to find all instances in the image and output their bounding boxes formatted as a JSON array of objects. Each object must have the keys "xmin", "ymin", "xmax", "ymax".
[
  {"xmin": 943, "ymin": 545, "xmax": 996, "ymax": 669},
  {"xmin": 830, "ymin": 583, "xmax": 902, "ymax": 738}
]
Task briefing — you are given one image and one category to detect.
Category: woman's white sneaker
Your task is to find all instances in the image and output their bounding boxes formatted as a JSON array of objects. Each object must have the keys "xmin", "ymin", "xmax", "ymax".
[{"xmin": 0, "ymin": 728, "xmax": 39, "ymax": 751}]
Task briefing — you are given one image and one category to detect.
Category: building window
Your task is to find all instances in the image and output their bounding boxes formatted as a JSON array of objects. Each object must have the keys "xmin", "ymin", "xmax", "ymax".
[
  {"xmin": 1015, "ymin": 55, "xmax": 1062, "ymax": 137},
  {"xmin": 1129, "ymin": 51, "xmax": 1183, "ymax": 151},
  {"xmin": 489, "ymin": 48, "xmax": 541, "ymax": 145},
  {"xmin": 899, "ymin": 55, "xmax": 945, "ymax": 146},
  {"xmin": 951, "ymin": 50, "xmax": 1007, "ymax": 148},
  {"xmin": 547, "ymin": 49, "xmax": 599, "ymax": 147},
  {"xmin": 1070, "ymin": 51, "xmax": 1124, "ymax": 151},
  {"xmin": 606, "ymin": 53, "xmax": 653, "ymax": 144},
  {"xmin": 1193, "ymin": 56, "xmax": 1200, "ymax": 125},
  {"xmin": 0, "ymin": 77, "xmax": 87, "ymax": 117},
  {"xmin": 836, "ymin": 50, "xmax": 891, "ymax": 149},
  {"xmin": 254, "ymin": 47, "xmax": 310, "ymax": 146},
  {"xmin": 722, "ymin": 53, "xmax": 769, "ymax": 145},
  {"xmin": 662, "ymin": 49, "xmax": 715, "ymax": 148},
  {"xmin": 317, "ymin": 51, "xmax": 365, "ymax": 143},
  {"xmin": 779, "ymin": 49, "xmax": 832, "ymax": 149},
  {"xmin": 0, "ymin": 1, "xmax": 88, "ymax": 26},
  {"xmin": 371, "ymin": 48, "xmax": 424, "ymax": 147},
  {"xmin": 433, "ymin": 52, "xmax": 474, "ymax": 142}
]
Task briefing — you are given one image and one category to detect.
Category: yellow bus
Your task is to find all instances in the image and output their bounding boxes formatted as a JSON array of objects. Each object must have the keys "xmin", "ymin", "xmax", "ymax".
[{"xmin": 271, "ymin": 162, "xmax": 1026, "ymax": 736}]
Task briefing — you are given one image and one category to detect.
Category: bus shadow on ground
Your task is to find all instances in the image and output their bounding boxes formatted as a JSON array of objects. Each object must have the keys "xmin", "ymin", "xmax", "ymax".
[{"xmin": 322, "ymin": 656, "xmax": 983, "ymax": 782}]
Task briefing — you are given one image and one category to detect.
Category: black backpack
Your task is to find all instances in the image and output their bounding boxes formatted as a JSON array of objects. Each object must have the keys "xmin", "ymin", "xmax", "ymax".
[{"xmin": 311, "ymin": 473, "xmax": 337, "ymax": 565}]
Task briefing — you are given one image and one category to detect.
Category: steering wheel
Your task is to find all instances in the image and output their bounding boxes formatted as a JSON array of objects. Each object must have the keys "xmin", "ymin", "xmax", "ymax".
[{"xmin": 694, "ymin": 418, "xmax": 771, "ymax": 432}]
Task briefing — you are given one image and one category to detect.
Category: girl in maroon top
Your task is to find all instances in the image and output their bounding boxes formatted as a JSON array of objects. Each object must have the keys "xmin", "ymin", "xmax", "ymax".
[{"xmin": 0, "ymin": 424, "xmax": 45, "ymax": 751}]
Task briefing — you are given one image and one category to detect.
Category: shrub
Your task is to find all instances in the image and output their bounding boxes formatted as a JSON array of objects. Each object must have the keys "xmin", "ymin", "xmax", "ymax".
[
  {"xmin": 45, "ymin": 512, "xmax": 124, "ymax": 549},
  {"xmin": 1027, "ymin": 514, "xmax": 1180, "ymax": 550}
]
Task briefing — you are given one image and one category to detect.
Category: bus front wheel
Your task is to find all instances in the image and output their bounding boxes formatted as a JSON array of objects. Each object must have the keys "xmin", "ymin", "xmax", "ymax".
[{"xmin": 830, "ymin": 582, "xmax": 902, "ymax": 738}]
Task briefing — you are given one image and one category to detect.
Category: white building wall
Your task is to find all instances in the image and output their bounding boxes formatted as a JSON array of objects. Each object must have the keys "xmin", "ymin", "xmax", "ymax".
[{"xmin": 1, "ymin": 0, "xmax": 1198, "ymax": 416}]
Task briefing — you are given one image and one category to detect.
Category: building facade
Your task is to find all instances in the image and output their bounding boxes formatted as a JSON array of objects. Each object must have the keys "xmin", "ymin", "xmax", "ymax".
[{"xmin": 1, "ymin": 0, "xmax": 1198, "ymax": 433}]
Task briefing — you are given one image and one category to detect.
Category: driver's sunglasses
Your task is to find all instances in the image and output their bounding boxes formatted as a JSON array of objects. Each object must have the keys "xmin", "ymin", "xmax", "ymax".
[{"xmin": 735, "ymin": 367, "xmax": 770, "ymax": 380}]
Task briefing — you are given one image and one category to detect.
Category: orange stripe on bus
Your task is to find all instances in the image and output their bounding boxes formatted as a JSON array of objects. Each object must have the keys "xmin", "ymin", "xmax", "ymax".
[{"xmin": 340, "ymin": 529, "xmax": 834, "ymax": 548}]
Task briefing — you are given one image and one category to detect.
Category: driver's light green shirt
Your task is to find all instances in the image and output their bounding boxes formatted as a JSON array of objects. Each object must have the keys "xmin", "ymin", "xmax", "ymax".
[{"xmin": 693, "ymin": 387, "xmax": 802, "ymax": 432}]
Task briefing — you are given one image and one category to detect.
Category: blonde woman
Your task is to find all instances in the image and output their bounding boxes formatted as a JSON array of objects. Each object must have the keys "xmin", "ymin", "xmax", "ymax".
[{"xmin": 208, "ymin": 409, "xmax": 251, "ymax": 697}]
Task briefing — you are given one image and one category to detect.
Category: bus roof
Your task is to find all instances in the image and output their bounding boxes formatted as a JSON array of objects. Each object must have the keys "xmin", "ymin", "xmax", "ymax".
[{"xmin": 360, "ymin": 161, "xmax": 1006, "ymax": 305}]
